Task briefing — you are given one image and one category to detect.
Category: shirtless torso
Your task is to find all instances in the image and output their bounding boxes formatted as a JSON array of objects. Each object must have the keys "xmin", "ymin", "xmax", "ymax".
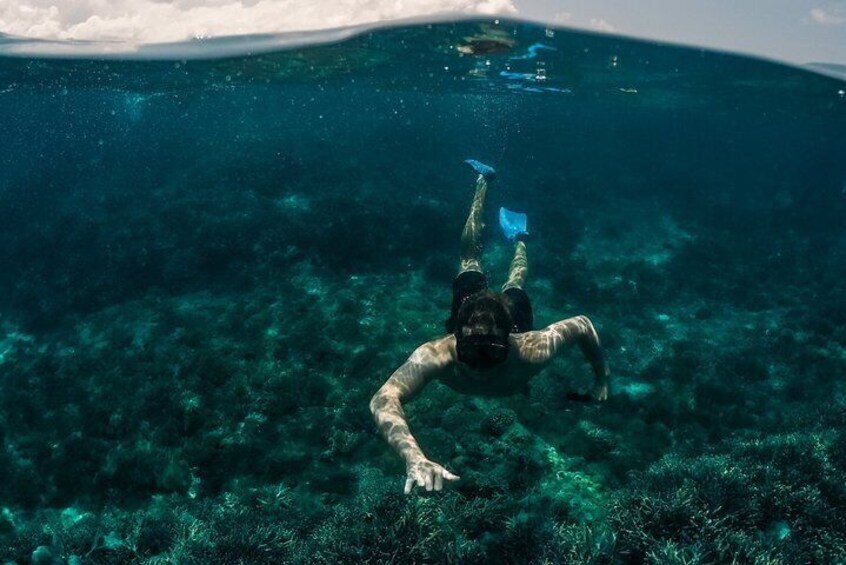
[
  {"xmin": 435, "ymin": 333, "xmax": 555, "ymax": 396},
  {"xmin": 369, "ymin": 315, "xmax": 609, "ymax": 494}
]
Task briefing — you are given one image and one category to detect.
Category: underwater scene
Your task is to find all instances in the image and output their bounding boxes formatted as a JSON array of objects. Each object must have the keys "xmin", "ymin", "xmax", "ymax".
[{"xmin": 1, "ymin": 18, "xmax": 846, "ymax": 564}]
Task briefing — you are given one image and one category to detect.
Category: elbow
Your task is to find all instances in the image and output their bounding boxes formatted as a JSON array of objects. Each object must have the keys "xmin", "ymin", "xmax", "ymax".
[
  {"xmin": 369, "ymin": 391, "xmax": 393, "ymax": 418},
  {"xmin": 576, "ymin": 315, "xmax": 594, "ymax": 330},
  {"xmin": 577, "ymin": 315, "xmax": 600, "ymax": 340},
  {"xmin": 369, "ymin": 393, "xmax": 380, "ymax": 417}
]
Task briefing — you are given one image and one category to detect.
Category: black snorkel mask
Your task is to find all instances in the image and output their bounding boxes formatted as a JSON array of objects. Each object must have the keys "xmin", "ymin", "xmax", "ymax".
[{"xmin": 456, "ymin": 333, "xmax": 510, "ymax": 369}]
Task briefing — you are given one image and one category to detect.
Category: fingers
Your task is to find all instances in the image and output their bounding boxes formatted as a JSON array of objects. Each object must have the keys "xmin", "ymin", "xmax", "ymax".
[
  {"xmin": 442, "ymin": 469, "xmax": 460, "ymax": 481},
  {"xmin": 404, "ymin": 473, "xmax": 426, "ymax": 495},
  {"xmin": 404, "ymin": 465, "xmax": 460, "ymax": 494}
]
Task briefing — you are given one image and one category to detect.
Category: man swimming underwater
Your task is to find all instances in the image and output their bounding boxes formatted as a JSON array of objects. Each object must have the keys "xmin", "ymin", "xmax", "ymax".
[{"xmin": 369, "ymin": 160, "xmax": 610, "ymax": 495}]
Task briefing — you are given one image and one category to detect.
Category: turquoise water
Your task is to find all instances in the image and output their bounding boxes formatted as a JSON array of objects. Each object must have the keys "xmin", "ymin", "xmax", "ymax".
[{"xmin": 1, "ymin": 19, "xmax": 845, "ymax": 563}]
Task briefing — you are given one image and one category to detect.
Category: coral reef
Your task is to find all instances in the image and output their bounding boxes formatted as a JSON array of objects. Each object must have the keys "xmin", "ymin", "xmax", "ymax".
[{"xmin": 0, "ymin": 19, "xmax": 844, "ymax": 565}]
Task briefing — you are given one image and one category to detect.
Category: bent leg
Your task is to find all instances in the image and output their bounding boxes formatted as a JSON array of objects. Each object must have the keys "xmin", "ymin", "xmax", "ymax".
[
  {"xmin": 502, "ymin": 241, "xmax": 527, "ymax": 291},
  {"xmin": 459, "ymin": 174, "xmax": 488, "ymax": 274}
]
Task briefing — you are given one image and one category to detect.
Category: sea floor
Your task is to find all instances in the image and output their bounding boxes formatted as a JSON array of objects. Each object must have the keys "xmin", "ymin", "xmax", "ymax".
[{"xmin": 1, "ymin": 157, "xmax": 844, "ymax": 563}]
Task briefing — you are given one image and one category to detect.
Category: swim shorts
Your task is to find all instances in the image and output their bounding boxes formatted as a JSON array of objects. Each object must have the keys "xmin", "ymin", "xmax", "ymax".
[{"xmin": 445, "ymin": 270, "xmax": 533, "ymax": 334}]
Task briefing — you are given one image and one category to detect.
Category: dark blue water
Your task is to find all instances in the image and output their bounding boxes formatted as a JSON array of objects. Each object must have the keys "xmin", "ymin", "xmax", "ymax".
[{"xmin": 0, "ymin": 19, "xmax": 845, "ymax": 564}]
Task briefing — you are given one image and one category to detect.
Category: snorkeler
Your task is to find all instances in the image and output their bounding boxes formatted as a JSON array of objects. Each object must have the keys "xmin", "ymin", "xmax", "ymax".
[{"xmin": 369, "ymin": 160, "xmax": 611, "ymax": 495}]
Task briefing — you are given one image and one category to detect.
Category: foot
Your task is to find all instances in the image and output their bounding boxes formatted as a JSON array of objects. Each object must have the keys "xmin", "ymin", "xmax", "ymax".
[
  {"xmin": 499, "ymin": 207, "xmax": 528, "ymax": 242},
  {"xmin": 465, "ymin": 159, "xmax": 496, "ymax": 179}
]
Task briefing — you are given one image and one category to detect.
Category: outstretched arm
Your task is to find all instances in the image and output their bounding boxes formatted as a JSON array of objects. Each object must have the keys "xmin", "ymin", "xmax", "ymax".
[
  {"xmin": 369, "ymin": 341, "xmax": 460, "ymax": 493},
  {"xmin": 521, "ymin": 315, "xmax": 610, "ymax": 400}
]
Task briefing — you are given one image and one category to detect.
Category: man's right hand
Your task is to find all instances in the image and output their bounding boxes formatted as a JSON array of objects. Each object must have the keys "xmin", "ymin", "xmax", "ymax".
[{"xmin": 404, "ymin": 458, "xmax": 460, "ymax": 494}]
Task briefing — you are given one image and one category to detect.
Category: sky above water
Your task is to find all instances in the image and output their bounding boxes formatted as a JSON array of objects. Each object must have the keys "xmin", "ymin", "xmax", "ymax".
[
  {"xmin": 518, "ymin": 0, "xmax": 846, "ymax": 65},
  {"xmin": 0, "ymin": 0, "xmax": 843, "ymax": 65}
]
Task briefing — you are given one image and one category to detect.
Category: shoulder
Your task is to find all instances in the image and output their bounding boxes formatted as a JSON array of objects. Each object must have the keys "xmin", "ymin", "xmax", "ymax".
[
  {"xmin": 408, "ymin": 335, "xmax": 457, "ymax": 369},
  {"xmin": 510, "ymin": 329, "xmax": 556, "ymax": 364},
  {"xmin": 511, "ymin": 327, "xmax": 556, "ymax": 346}
]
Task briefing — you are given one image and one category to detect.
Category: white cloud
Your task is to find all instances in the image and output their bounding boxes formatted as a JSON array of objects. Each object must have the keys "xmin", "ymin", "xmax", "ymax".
[
  {"xmin": 552, "ymin": 11, "xmax": 571, "ymax": 24},
  {"xmin": 0, "ymin": 0, "xmax": 517, "ymax": 43},
  {"xmin": 588, "ymin": 17, "xmax": 615, "ymax": 32},
  {"xmin": 810, "ymin": 7, "xmax": 846, "ymax": 25}
]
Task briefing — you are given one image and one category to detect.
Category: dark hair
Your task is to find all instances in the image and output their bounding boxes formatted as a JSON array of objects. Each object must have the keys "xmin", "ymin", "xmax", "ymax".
[{"xmin": 454, "ymin": 291, "xmax": 513, "ymax": 369}]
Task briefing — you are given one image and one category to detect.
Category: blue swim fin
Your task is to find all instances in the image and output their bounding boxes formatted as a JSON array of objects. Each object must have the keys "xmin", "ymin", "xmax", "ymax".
[
  {"xmin": 465, "ymin": 159, "xmax": 496, "ymax": 179},
  {"xmin": 499, "ymin": 207, "xmax": 528, "ymax": 242}
]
